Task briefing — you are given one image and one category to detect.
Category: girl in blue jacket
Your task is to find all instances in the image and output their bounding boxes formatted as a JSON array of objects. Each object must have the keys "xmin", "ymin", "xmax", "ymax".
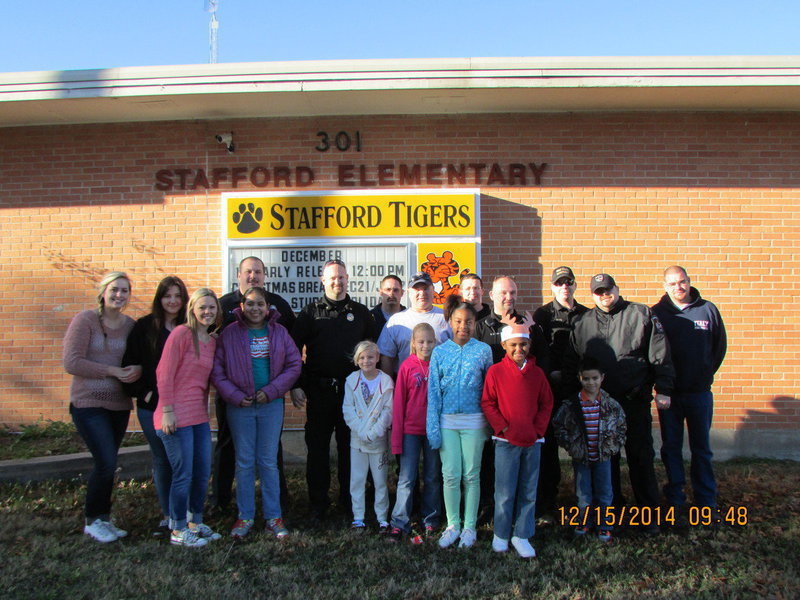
[{"xmin": 427, "ymin": 296, "xmax": 493, "ymax": 549}]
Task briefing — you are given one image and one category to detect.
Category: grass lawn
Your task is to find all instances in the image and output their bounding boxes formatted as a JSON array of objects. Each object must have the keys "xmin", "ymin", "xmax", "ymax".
[{"xmin": 1, "ymin": 459, "xmax": 798, "ymax": 599}]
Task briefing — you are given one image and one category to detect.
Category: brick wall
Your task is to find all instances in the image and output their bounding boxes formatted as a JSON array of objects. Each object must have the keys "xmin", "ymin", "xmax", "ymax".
[{"xmin": 1, "ymin": 112, "xmax": 798, "ymax": 437}]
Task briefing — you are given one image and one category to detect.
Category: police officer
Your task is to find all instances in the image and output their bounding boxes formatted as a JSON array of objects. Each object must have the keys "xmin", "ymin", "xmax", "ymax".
[
  {"xmin": 290, "ymin": 259, "xmax": 379, "ymax": 522},
  {"xmin": 532, "ymin": 266, "xmax": 589, "ymax": 523}
]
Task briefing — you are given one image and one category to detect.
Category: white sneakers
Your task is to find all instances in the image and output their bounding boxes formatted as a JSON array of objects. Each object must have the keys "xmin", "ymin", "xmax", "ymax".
[
  {"xmin": 458, "ymin": 528, "xmax": 477, "ymax": 548},
  {"xmin": 492, "ymin": 535, "xmax": 509, "ymax": 553},
  {"xmin": 511, "ymin": 536, "xmax": 536, "ymax": 558},
  {"xmin": 438, "ymin": 526, "xmax": 461, "ymax": 548},
  {"xmin": 84, "ymin": 519, "xmax": 123, "ymax": 543}
]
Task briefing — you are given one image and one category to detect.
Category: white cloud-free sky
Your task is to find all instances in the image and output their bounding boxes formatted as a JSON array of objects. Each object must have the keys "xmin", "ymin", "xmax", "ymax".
[{"xmin": 3, "ymin": 0, "xmax": 798, "ymax": 73}]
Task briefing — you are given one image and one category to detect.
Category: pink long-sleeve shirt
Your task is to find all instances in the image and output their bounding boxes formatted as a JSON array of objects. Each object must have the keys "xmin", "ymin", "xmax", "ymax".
[
  {"xmin": 391, "ymin": 354, "xmax": 431, "ymax": 455},
  {"xmin": 155, "ymin": 325, "xmax": 216, "ymax": 430}
]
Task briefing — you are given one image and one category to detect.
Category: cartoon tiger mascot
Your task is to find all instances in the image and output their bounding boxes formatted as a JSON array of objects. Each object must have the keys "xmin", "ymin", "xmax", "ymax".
[{"xmin": 420, "ymin": 251, "xmax": 470, "ymax": 305}]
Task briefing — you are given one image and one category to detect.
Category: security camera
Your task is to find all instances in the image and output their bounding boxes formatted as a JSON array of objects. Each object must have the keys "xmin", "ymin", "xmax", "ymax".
[{"xmin": 215, "ymin": 132, "xmax": 235, "ymax": 153}]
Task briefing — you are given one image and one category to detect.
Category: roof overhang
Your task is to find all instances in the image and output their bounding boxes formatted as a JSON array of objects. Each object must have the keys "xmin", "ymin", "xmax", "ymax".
[{"xmin": 1, "ymin": 56, "xmax": 799, "ymax": 127}]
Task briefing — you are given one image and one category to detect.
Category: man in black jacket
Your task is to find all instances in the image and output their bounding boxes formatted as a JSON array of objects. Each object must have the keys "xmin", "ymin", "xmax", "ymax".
[
  {"xmin": 532, "ymin": 266, "xmax": 589, "ymax": 523},
  {"xmin": 567, "ymin": 273, "xmax": 675, "ymax": 529},
  {"xmin": 653, "ymin": 266, "xmax": 726, "ymax": 511},
  {"xmin": 291, "ymin": 259, "xmax": 379, "ymax": 521},
  {"xmin": 370, "ymin": 274, "xmax": 405, "ymax": 334},
  {"xmin": 210, "ymin": 256, "xmax": 295, "ymax": 513}
]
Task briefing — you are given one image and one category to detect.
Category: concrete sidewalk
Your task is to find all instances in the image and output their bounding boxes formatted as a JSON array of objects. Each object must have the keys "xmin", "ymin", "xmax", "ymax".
[{"xmin": 0, "ymin": 430, "xmax": 308, "ymax": 484}]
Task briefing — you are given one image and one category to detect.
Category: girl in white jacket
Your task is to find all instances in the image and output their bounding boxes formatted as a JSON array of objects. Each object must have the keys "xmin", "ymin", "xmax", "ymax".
[{"xmin": 343, "ymin": 341, "xmax": 394, "ymax": 532}]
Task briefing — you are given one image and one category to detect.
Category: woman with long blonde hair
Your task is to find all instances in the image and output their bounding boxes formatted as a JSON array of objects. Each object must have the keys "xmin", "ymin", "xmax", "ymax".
[
  {"xmin": 63, "ymin": 271, "xmax": 141, "ymax": 543},
  {"xmin": 155, "ymin": 287, "xmax": 222, "ymax": 547}
]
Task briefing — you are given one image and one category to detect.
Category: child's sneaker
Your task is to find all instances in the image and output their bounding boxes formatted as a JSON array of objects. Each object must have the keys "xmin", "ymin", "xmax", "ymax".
[
  {"xmin": 387, "ymin": 527, "xmax": 403, "ymax": 542},
  {"xmin": 424, "ymin": 525, "xmax": 436, "ymax": 539},
  {"xmin": 104, "ymin": 519, "xmax": 128, "ymax": 539},
  {"xmin": 492, "ymin": 535, "xmax": 509, "ymax": 553},
  {"xmin": 511, "ymin": 536, "xmax": 536, "ymax": 558},
  {"xmin": 267, "ymin": 518, "xmax": 290, "ymax": 539},
  {"xmin": 84, "ymin": 519, "xmax": 118, "ymax": 543},
  {"xmin": 171, "ymin": 527, "xmax": 208, "ymax": 547},
  {"xmin": 377, "ymin": 521, "xmax": 390, "ymax": 534},
  {"xmin": 158, "ymin": 517, "xmax": 170, "ymax": 529},
  {"xmin": 231, "ymin": 519, "xmax": 254, "ymax": 539},
  {"xmin": 351, "ymin": 520, "xmax": 366, "ymax": 533},
  {"xmin": 190, "ymin": 522, "xmax": 222, "ymax": 541},
  {"xmin": 438, "ymin": 526, "xmax": 461, "ymax": 548},
  {"xmin": 597, "ymin": 529, "xmax": 613, "ymax": 544},
  {"xmin": 574, "ymin": 525, "xmax": 591, "ymax": 537},
  {"xmin": 458, "ymin": 528, "xmax": 477, "ymax": 549}
]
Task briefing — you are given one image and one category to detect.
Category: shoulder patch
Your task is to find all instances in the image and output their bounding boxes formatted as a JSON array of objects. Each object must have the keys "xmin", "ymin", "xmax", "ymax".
[{"xmin": 652, "ymin": 315, "xmax": 664, "ymax": 333}]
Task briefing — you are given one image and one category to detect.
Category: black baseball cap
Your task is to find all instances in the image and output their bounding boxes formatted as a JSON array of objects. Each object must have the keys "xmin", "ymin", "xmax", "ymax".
[
  {"xmin": 551, "ymin": 266, "xmax": 575, "ymax": 283},
  {"xmin": 408, "ymin": 272, "xmax": 433, "ymax": 287},
  {"xmin": 590, "ymin": 273, "xmax": 617, "ymax": 293}
]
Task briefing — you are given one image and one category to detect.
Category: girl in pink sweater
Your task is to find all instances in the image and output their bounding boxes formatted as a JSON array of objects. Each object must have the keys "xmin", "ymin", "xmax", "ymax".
[
  {"xmin": 156, "ymin": 287, "xmax": 222, "ymax": 548},
  {"xmin": 387, "ymin": 323, "xmax": 442, "ymax": 541},
  {"xmin": 63, "ymin": 271, "xmax": 141, "ymax": 544}
]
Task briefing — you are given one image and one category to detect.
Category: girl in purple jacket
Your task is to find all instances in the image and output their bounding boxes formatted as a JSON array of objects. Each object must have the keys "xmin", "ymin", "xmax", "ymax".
[{"xmin": 211, "ymin": 287, "xmax": 301, "ymax": 539}]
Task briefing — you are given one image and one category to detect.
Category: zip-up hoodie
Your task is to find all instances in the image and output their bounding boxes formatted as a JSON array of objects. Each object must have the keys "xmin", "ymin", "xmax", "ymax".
[
  {"xmin": 426, "ymin": 337, "xmax": 493, "ymax": 450},
  {"xmin": 652, "ymin": 287, "xmax": 727, "ymax": 393},
  {"xmin": 211, "ymin": 307, "xmax": 302, "ymax": 406},
  {"xmin": 481, "ymin": 355, "xmax": 554, "ymax": 447},
  {"xmin": 391, "ymin": 354, "xmax": 431, "ymax": 454}
]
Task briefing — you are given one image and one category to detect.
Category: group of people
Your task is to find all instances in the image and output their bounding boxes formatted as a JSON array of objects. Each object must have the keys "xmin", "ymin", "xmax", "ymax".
[{"xmin": 62, "ymin": 255, "xmax": 726, "ymax": 557}]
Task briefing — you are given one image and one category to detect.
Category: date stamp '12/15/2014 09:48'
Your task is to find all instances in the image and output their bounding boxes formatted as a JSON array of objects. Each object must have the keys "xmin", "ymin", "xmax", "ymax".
[{"xmin": 559, "ymin": 505, "xmax": 749, "ymax": 527}]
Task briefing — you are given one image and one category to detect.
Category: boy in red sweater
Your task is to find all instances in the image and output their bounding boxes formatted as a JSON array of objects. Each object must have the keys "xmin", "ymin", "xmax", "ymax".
[{"xmin": 482, "ymin": 324, "xmax": 553, "ymax": 558}]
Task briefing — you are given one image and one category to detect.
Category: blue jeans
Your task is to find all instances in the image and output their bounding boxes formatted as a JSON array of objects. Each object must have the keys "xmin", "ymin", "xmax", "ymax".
[
  {"xmin": 158, "ymin": 422, "xmax": 211, "ymax": 530},
  {"xmin": 70, "ymin": 404, "xmax": 130, "ymax": 521},
  {"xmin": 227, "ymin": 400, "xmax": 284, "ymax": 520},
  {"xmin": 137, "ymin": 407, "xmax": 172, "ymax": 517},
  {"xmin": 574, "ymin": 459, "xmax": 613, "ymax": 529},
  {"xmin": 493, "ymin": 441, "xmax": 541, "ymax": 540},
  {"xmin": 659, "ymin": 391, "xmax": 717, "ymax": 507},
  {"xmin": 390, "ymin": 433, "xmax": 442, "ymax": 532}
]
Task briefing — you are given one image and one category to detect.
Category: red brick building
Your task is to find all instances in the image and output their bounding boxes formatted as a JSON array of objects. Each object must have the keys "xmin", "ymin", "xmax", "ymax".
[{"xmin": 1, "ymin": 57, "xmax": 798, "ymax": 458}]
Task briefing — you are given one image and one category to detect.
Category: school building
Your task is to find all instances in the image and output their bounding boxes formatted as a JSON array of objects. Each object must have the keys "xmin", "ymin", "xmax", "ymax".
[{"xmin": 0, "ymin": 57, "xmax": 798, "ymax": 459}]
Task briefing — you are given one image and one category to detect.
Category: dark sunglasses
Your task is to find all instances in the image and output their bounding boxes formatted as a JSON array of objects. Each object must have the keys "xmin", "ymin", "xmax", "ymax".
[{"xmin": 553, "ymin": 279, "xmax": 575, "ymax": 287}]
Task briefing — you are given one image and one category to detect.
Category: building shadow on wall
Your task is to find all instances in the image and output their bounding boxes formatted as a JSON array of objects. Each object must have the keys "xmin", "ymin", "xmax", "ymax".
[
  {"xmin": 733, "ymin": 395, "xmax": 800, "ymax": 459},
  {"xmin": 480, "ymin": 194, "xmax": 544, "ymax": 309}
]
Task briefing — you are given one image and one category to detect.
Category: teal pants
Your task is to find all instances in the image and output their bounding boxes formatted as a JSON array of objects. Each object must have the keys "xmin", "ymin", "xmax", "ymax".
[{"xmin": 439, "ymin": 428, "xmax": 487, "ymax": 530}]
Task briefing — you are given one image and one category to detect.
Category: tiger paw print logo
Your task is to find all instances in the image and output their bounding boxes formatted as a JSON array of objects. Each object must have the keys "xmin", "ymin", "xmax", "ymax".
[
  {"xmin": 232, "ymin": 203, "xmax": 263, "ymax": 234},
  {"xmin": 420, "ymin": 251, "xmax": 470, "ymax": 305}
]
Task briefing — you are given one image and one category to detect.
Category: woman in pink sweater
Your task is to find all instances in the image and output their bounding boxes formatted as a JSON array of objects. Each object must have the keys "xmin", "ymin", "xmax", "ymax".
[
  {"xmin": 63, "ymin": 271, "xmax": 141, "ymax": 544},
  {"xmin": 156, "ymin": 287, "xmax": 222, "ymax": 548}
]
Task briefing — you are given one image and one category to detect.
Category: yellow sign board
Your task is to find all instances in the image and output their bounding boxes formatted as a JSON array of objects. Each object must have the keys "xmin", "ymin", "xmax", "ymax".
[{"xmin": 226, "ymin": 192, "xmax": 476, "ymax": 239}]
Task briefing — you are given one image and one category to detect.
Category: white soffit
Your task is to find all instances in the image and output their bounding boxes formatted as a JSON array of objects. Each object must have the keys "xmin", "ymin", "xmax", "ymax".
[{"xmin": 0, "ymin": 56, "xmax": 799, "ymax": 126}]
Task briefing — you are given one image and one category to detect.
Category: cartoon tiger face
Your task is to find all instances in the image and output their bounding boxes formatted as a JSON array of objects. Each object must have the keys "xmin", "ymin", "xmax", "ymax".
[{"xmin": 419, "ymin": 251, "xmax": 471, "ymax": 304}]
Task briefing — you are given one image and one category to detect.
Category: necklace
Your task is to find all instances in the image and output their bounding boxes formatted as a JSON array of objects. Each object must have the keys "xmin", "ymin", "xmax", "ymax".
[{"xmin": 417, "ymin": 355, "xmax": 430, "ymax": 381}]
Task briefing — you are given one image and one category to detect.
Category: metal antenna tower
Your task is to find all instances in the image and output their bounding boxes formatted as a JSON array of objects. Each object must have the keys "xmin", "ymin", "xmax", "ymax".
[{"xmin": 205, "ymin": 0, "xmax": 219, "ymax": 64}]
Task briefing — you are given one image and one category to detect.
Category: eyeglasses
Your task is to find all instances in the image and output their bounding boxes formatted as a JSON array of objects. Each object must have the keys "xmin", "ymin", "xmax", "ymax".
[
  {"xmin": 553, "ymin": 279, "xmax": 575, "ymax": 287},
  {"xmin": 592, "ymin": 288, "xmax": 613, "ymax": 296}
]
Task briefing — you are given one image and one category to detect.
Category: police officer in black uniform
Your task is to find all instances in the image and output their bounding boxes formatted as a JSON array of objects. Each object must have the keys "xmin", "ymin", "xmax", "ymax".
[
  {"xmin": 532, "ymin": 266, "xmax": 588, "ymax": 523},
  {"xmin": 290, "ymin": 259, "xmax": 378, "ymax": 522}
]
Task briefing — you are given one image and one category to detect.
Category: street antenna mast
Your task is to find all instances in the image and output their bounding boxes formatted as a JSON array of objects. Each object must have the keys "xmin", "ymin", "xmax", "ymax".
[{"xmin": 205, "ymin": 0, "xmax": 219, "ymax": 64}]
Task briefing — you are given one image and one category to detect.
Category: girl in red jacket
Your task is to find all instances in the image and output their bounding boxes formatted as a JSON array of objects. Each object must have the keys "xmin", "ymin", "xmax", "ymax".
[{"xmin": 481, "ymin": 324, "xmax": 553, "ymax": 558}]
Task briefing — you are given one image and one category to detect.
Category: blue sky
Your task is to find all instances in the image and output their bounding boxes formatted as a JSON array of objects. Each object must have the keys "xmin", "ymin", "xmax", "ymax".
[{"xmin": 3, "ymin": 0, "xmax": 798, "ymax": 73}]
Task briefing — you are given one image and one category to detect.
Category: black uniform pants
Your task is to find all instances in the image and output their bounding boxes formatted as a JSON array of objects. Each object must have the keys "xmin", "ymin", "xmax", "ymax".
[
  {"xmin": 536, "ymin": 397, "xmax": 562, "ymax": 516},
  {"xmin": 612, "ymin": 391, "xmax": 661, "ymax": 509},
  {"xmin": 304, "ymin": 379, "xmax": 351, "ymax": 514}
]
